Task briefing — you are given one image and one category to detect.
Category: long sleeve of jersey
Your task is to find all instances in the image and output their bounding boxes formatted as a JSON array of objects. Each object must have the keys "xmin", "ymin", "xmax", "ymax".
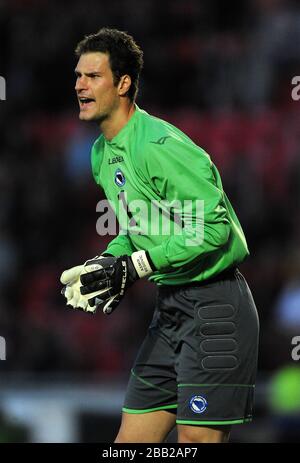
[
  {"xmin": 137, "ymin": 137, "xmax": 233, "ymax": 271},
  {"xmin": 105, "ymin": 233, "xmax": 136, "ymax": 257}
]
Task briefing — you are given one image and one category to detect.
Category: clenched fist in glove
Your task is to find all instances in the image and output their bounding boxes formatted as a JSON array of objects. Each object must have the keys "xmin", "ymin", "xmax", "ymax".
[{"xmin": 80, "ymin": 250, "xmax": 155, "ymax": 314}]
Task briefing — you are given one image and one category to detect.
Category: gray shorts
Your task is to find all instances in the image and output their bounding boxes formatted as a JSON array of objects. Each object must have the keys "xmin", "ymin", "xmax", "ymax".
[{"xmin": 123, "ymin": 268, "xmax": 259, "ymax": 426}]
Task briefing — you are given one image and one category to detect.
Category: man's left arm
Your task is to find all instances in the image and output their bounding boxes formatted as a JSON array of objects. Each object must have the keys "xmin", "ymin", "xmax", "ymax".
[
  {"xmin": 79, "ymin": 139, "xmax": 231, "ymax": 313},
  {"xmin": 143, "ymin": 139, "xmax": 231, "ymax": 271}
]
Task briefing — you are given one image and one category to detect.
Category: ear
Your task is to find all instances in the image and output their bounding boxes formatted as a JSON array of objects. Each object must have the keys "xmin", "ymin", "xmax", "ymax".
[{"xmin": 118, "ymin": 75, "xmax": 132, "ymax": 97}]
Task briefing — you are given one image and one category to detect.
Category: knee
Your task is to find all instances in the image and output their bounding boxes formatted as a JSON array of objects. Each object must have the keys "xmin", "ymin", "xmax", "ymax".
[{"xmin": 178, "ymin": 426, "xmax": 230, "ymax": 443}]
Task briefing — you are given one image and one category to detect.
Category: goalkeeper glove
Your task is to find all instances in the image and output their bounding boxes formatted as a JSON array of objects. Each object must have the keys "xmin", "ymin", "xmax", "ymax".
[
  {"xmin": 60, "ymin": 258, "xmax": 119, "ymax": 314},
  {"xmin": 60, "ymin": 264, "xmax": 94, "ymax": 312},
  {"xmin": 80, "ymin": 250, "xmax": 155, "ymax": 314}
]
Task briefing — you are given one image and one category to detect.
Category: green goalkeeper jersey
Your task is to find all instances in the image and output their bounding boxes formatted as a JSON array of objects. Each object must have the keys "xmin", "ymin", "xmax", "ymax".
[{"xmin": 91, "ymin": 105, "xmax": 249, "ymax": 285}]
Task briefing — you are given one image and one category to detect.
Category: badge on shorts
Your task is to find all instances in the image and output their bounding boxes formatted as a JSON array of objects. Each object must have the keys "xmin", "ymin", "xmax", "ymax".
[{"xmin": 189, "ymin": 395, "xmax": 208, "ymax": 414}]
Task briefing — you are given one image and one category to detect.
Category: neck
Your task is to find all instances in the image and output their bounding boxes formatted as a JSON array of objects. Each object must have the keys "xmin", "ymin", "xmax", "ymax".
[{"xmin": 100, "ymin": 101, "xmax": 136, "ymax": 141}]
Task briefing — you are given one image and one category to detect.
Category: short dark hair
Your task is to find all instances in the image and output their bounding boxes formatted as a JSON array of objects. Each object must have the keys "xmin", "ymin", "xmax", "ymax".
[{"xmin": 75, "ymin": 28, "xmax": 143, "ymax": 102}]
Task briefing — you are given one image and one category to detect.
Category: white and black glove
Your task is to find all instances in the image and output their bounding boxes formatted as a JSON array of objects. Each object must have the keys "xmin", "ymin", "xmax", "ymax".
[
  {"xmin": 60, "ymin": 264, "xmax": 95, "ymax": 312},
  {"xmin": 60, "ymin": 257, "xmax": 119, "ymax": 314},
  {"xmin": 80, "ymin": 250, "xmax": 155, "ymax": 314}
]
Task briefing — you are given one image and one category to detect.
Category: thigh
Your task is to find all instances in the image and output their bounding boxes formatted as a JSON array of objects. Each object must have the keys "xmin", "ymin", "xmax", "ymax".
[
  {"xmin": 115, "ymin": 410, "xmax": 176, "ymax": 443},
  {"xmin": 175, "ymin": 270, "xmax": 259, "ymax": 426},
  {"xmin": 123, "ymin": 308, "xmax": 178, "ymax": 414},
  {"xmin": 120, "ymin": 305, "xmax": 178, "ymax": 442}
]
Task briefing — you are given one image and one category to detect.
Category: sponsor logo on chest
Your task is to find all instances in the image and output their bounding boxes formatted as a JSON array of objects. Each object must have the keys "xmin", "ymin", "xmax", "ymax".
[{"xmin": 108, "ymin": 155, "xmax": 124, "ymax": 165}]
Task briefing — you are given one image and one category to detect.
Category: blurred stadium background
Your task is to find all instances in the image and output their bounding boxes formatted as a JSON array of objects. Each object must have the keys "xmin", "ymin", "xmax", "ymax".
[{"xmin": 0, "ymin": 0, "xmax": 300, "ymax": 443}]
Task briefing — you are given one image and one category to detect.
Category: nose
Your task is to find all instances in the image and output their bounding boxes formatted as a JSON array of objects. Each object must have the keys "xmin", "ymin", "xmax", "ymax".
[{"xmin": 75, "ymin": 75, "xmax": 88, "ymax": 92}]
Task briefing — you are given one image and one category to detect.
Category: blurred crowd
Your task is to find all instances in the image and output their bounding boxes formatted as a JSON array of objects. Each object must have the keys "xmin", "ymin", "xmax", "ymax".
[{"xmin": 0, "ymin": 0, "xmax": 300, "ymax": 382}]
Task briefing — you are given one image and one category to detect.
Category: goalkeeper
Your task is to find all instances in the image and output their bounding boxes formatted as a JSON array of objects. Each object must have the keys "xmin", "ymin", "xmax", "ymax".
[{"xmin": 61, "ymin": 28, "xmax": 259, "ymax": 443}]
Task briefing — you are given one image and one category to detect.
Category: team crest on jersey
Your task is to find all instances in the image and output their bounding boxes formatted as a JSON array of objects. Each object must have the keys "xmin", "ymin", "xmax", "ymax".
[
  {"xmin": 189, "ymin": 395, "xmax": 207, "ymax": 414},
  {"xmin": 114, "ymin": 168, "xmax": 126, "ymax": 187}
]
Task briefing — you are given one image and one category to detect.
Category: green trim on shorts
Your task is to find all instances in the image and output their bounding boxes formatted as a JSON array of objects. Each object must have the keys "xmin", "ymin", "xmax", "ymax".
[
  {"xmin": 130, "ymin": 369, "xmax": 175, "ymax": 396},
  {"xmin": 123, "ymin": 404, "xmax": 178, "ymax": 414},
  {"xmin": 178, "ymin": 383, "xmax": 255, "ymax": 388},
  {"xmin": 176, "ymin": 418, "xmax": 252, "ymax": 425}
]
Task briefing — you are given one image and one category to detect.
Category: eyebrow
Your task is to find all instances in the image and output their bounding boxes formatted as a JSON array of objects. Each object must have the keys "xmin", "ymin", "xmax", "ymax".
[{"xmin": 74, "ymin": 70, "xmax": 101, "ymax": 77}]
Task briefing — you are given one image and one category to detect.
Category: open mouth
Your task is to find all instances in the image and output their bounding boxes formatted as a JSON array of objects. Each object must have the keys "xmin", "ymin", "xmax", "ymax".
[{"xmin": 79, "ymin": 97, "xmax": 95, "ymax": 108}]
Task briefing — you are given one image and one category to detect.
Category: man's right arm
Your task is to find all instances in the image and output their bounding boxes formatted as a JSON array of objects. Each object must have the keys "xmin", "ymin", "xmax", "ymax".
[{"xmin": 104, "ymin": 233, "xmax": 136, "ymax": 257}]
